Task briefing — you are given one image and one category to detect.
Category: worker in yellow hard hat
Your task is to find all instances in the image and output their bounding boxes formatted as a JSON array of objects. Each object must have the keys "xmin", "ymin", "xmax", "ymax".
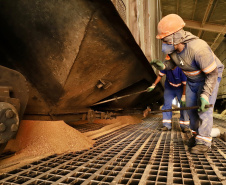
[{"xmin": 150, "ymin": 14, "xmax": 224, "ymax": 154}]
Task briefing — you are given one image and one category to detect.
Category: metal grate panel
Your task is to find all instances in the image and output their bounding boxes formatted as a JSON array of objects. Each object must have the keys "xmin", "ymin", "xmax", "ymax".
[{"xmin": 1, "ymin": 117, "xmax": 226, "ymax": 185}]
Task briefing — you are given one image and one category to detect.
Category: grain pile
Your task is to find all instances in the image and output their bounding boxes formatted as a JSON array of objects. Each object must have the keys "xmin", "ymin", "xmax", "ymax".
[
  {"xmin": 0, "ymin": 120, "xmax": 94, "ymax": 172},
  {"xmin": 94, "ymin": 115, "xmax": 143, "ymax": 125},
  {"xmin": 5, "ymin": 120, "xmax": 94, "ymax": 156},
  {"xmin": 0, "ymin": 115, "xmax": 142, "ymax": 172},
  {"xmin": 83, "ymin": 115, "xmax": 143, "ymax": 139}
]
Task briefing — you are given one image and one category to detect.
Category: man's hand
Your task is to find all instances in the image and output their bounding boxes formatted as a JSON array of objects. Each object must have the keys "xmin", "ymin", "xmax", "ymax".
[
  {"xmin": 146, "ymin": 84, "xmax": 156, "ymax": 92},
  {"xmin": 143, "ymin": 107, "xmax": 151, "ymax": 118},
  {"xmin": 198, "ymin": 94, "xmax": 210, "ymax": 112},
  {"xmin": 150, "ymin": 60, "xmax": 165, "ymax": 70},
  {"xmin": 180, "ymin": 95, "xmax": 186, "ymax": 107}
]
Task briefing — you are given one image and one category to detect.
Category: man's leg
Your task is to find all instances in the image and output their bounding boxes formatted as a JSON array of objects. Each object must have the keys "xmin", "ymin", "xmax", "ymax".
[
  {"xmin": 190, "ymin": 78, "xmax": 221, "ymax": 154},
  {"xmin": 176, "ymin": 88, "xmax": 190, "ymax": 130},
  {"xmin": 196, "ymin": 77, "xmax": 221, "ymax": 147},
  {"xmin": 186, "ymin": 82, "xmax": 201, "ymax": 133},
  {"xmin": 162, "ymin": 88, "xmax": 175, "ymax": 130}
]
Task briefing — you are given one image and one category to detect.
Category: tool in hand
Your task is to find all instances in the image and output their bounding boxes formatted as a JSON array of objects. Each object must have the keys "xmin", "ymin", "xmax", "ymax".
[
  {"xmin": 145, "ymin": 104, "xmax": 213, "ymax": 115},
  {"xmin": 92, "ymin": 89, "xmax": 147, "ymax": 106}
]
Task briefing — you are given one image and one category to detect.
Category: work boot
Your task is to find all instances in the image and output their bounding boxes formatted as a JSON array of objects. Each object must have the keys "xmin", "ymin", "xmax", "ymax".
[
  {"xmin": 182, "ymin": 127, "xmax": 190, "ymax": 133},
  {"xmin": 186, "ymin": 136, "xmax": 196, "ymax": 148},
  {"xmin": 160, "ymin": 126, "xmax": 171, "ymax": 131},
  {"xmin": 190, "ymin": 144, "xmax": 210, "ymax": 154}
]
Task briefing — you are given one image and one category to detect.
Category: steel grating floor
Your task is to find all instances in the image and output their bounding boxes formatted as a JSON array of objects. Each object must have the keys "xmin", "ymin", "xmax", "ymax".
[
  {"xmin": 0, "ymin": 117, "xmax": 226, "ymax": 185},
  {"xmin": 68, "ymin": 123, "xmax": 110, "ymax": 133}
]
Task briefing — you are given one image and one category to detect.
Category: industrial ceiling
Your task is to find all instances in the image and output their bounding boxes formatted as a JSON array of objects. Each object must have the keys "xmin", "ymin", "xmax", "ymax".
[{"xmin": 160, "ymin": 0, "xmax": 226, "ymax": 51}]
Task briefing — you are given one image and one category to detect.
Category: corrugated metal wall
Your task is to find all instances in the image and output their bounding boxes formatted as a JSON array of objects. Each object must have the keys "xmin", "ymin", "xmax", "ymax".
[
  {"xmin": 111, "ymin": 0, "xmax": 166, "ymax": 88},
  {"xmin": 112, "ymin": 0, "xmax": 163, "ymax": 62}
]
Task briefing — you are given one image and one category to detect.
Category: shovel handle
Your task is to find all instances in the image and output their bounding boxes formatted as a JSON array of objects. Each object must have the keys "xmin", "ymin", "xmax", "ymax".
[{"xmin": 148, "ymin": 104, "xmax": 213, "ymax": 114}]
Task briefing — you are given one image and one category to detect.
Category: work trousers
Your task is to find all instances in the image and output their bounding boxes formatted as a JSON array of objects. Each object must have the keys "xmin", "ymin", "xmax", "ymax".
[
  {"xmin": 162, "ymin": 86, "xmax": 190, "ymax": 129},
  {"xmin": 186, "ymin": 77, "xmax": 221, "ymax": 146}
]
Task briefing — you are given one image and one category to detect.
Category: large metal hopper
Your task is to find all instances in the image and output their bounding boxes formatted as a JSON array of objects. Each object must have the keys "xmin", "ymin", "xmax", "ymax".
[{"xmin": 0, "ymin": 0, "xmax": 164, "ymax": 121}]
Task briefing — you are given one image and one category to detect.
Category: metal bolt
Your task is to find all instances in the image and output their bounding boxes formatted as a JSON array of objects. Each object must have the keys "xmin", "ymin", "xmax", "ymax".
[
  {"xmin": 0, "ymin": 123, "xmax": 6, "ymax": 132},
  {"xmin": 11, "ymin": 124, "xmax": 18, "ymax": 132},
  {"xmin": 5, "ymin": 109, "xmax": 15, "ymax": 118},
  {"xmin": 97, "ymin": 83, "xmax": 104, "ymax": 89}
]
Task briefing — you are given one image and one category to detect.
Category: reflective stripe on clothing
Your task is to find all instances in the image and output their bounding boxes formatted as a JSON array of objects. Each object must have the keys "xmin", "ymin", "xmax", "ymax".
[
  {"xmin": 182, "ymin": 70, "xmax": 201, "ymax": 76},
  {"xmin": 202, "ymin": 61, "xmax": 217, "ymax": 74},
  {"xmin": 159, "ymin": 71, "xmax": 165, "ymax": 76},
  {"xmin": 202, "ymin": 51, "xmax": 217, "ymax": 74},
  {"xmin": 162, "ymin": 86, "xmax": 189, "ymax": 130},
  {"xmin": 163, "ymin": 119, "xmax": 171, "ymax": 123},
  {"xmin": 186, "ymin": 77, "xmax": 221, "ymax": 147},
  {"xmin": 179, "ymin": 121, "xmax": 190, "ymax": 125},
  {"xmin": 196, "ymin": 135, "xmax": 212, "ymax": 143},
  {"xmin": 192, "ymin": 130, "xmax": 197, "ymax": 135},
  {"xmin": 182, "ymin": 81, "xmax": 186, "ymax": 85},
  {"xmin": 168, "ymin": 81, "xmax": 182, "ymax": 87},
  {"xmin": 160, "ymin": 67, "xmax": 187, "ymax": 89}
]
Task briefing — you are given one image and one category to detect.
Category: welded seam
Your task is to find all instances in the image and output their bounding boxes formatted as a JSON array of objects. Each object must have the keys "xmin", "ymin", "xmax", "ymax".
[{"xmin": 63, "ymin": 10, "xmax": 96, "ymax": 89}]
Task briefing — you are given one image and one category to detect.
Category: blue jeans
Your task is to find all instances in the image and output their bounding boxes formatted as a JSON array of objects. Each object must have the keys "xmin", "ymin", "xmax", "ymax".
[
  {"xmin": 186, "ymin": 77, "xmax": 221, "ymax": 146},
  {"xmin": 162, "ymin": 86, "xmax": 189, "ymax": 129}
]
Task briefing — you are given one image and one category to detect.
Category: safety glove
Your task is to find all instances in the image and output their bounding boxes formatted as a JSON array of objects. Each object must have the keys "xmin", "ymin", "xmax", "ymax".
[
  {"xmin": 180, "ymin": 95, "xmax": 186, "ymax": 107},
  {"xmin": 198, "ymin": 94, "xmax": 210, "ymax": 112},
  {"xmin": 150, "ymin": 60, "xmax": 165, "ymax": 70},
  {"xmin": 146, "ymin": 84, "xmax": 156, "ymax": 92}
]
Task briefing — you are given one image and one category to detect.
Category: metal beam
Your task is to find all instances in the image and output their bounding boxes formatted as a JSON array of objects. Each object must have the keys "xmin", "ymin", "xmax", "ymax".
[
  {"xmin": 184, "ymin": 20, "xmax": 226, "ymax": 34},
  {"xmin": 176, "ymin": 0, "xmax": 179, "ymax": 15},
  {"xmin": 191, "ymin": 0, "xmax": 197, "ymax": 20},
  {"xmin": 211, "ymin": 33, "xmax": 225, "ymax": 51},
  {"xmin": 197, "ymin": 0, "xmax": 214, "ymax": 37},
  {"xmin": 199, "ymin": 0, "xmax": 214, "ymax": 35}
]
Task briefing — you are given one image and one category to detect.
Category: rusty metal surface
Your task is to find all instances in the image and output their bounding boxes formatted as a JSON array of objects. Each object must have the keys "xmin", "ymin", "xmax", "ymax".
[
  {"xmin": 93, "ymin": 90, "xmax": 148, "ymax": 106},
  {"xmin": 0, "ymin": 66, "xmax": 28, "ymax": 120},
  {"xmin": 0, "ymin": 0, "xmax": 163, "ymax": 120}
]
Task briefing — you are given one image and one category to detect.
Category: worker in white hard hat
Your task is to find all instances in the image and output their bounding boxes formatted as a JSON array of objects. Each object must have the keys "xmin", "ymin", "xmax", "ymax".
[{"xmin": 150, "ymin": 14, "xmax": 224, "ymax": 154}]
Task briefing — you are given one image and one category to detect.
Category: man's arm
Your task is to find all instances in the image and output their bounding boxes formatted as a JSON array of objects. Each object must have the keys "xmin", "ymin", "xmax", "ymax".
[
  {"xmin": 149, "ymin": 58, "xmax": 176, "ymax": 71},
  {"xmin": 195, "ymin": 48, "xmax": 218, "ymax": 111},
  {"xmin": 182, "ymin": 83, "xmax": 186, "ymax": 95},
  {"xmin": 202, "ymin": 68, "xmax": 218, "ymax": 98},
  {"xmin": 153, "ymin": 75, "xmax": 162, "ymax": 86},
  {"xmin": 195, "ymin": 49, "xmax": 218, "ymax": 98},
  {"xmin": 180, "ymin": 81, "xmax": 187, "ymax": 107},
  {"xmin": 146, "ymin": 75, "xmax": 163, "ymax": 92}
]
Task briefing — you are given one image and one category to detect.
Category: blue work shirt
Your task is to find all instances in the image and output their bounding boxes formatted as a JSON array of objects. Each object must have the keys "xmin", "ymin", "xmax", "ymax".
[{"xmin": 159, "ymin": 66, "xmax": 187, "ymax": 89}]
